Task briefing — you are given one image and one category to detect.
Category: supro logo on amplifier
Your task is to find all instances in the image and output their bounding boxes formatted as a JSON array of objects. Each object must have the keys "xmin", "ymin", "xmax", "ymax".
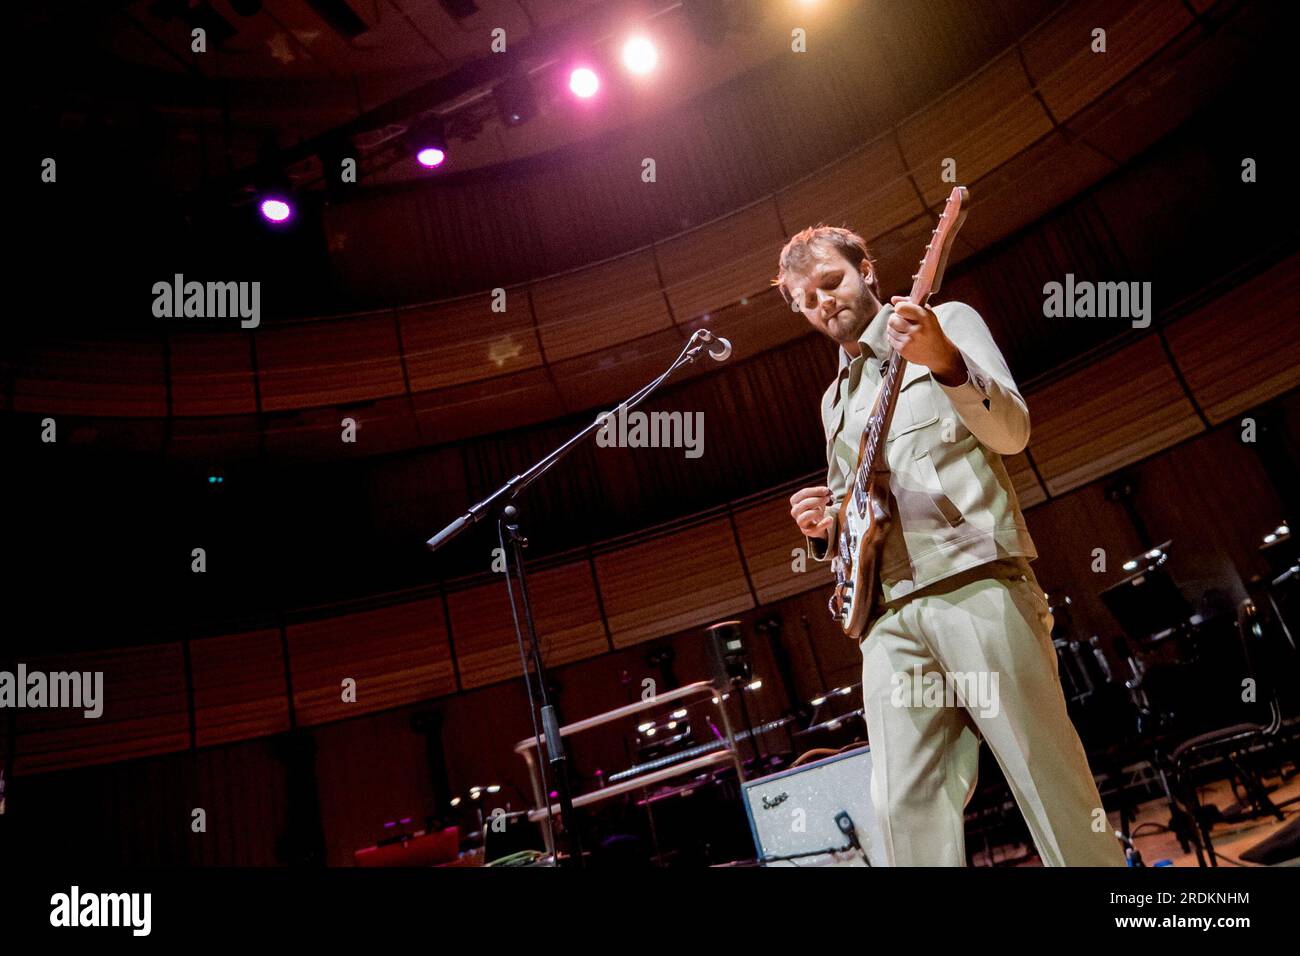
[{"xmin": 760, "ymin": 791, "xmax": 789, "ymax": 810}]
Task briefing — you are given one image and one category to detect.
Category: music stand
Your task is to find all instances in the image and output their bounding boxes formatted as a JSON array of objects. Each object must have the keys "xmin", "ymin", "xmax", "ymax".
[{"xmin": 1100, "ymin": 542, "xmax": 1191, "ymax": 643}]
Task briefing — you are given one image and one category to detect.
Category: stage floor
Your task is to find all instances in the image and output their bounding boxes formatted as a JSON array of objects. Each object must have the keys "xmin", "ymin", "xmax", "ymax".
[{"xmin": 969, "ymin": 769, "xmax": 1300, "ymax": 867}]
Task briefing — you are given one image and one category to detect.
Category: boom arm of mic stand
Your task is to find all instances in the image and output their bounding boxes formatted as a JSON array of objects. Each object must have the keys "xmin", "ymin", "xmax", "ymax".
[
  {"xmin": 423, "ymin": 329, "xmax": 721, "ymax": 553},
  {"xmin": 424, "ymin": 513, "xmax": 471, "ymax": 553}
]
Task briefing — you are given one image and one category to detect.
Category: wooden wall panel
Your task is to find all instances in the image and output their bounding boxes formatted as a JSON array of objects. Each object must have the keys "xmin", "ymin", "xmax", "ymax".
[
  {"xmin": 412, "ymin": 368, "xmax": 564, "ymax": 446},
  {"xmin": 58, "ymin": 417, "xmax": 167, "ymax": 454},
  {"xmin": 523, "ymin": 562, "xmax": 611, "ymax": 667},
  {"xmin": 287, "ymin": 598, "xmax": 456, "ymax": 726},
  {"xmin": 1059, "ymin": 8, "xmax": 1225, "ymax": 169},
  {"xmin": 897, "ymin": 50, "xmax": 1051, "ymax": 207},
  {"xmin": 531, "ymin": 251, "xmax": 675, "ymax": 363},
  {"xmin": 733, "ymin": 494, "xmax": 835, "ymax": 605},
  {"xmin": 445, "ymin": 580, "xmax": 523, "ymax": 691},
  {"xmin": 548, "ymin": 327, "xmax": 713, "ymax": 415},
  {"xmin": 12, "ymin": 341, "xmax": 167, "ymax": 418},
  {"xmin": 256, "ymin": 315, "xmax": 406, "ymax": 411},
  {"xmin": 776, "ymin": 136, "xmax": 921, "ymax": 244},
  {"xmin": 869, "ymin": 215, "xmax": 940, "ymax": 298},
  {"xmin": 656, "ymin": 202, "xmax": 787, "ymax": 321},
  {"xmin": 262, "ymin": 396, "xmax": 420, "ymax": 461},
  {"xmin": 311, "ymin": 704, "xmax": 438, "ymax": 865},
  {"xmin": 1028, "ymin": 336, "xmax": 1202, "ymax": 495},
  {"xmin": 957, "ymin": 131, "xmax": 1116, "ymax": 252},
  {"xmin": 400, "ymin": 296, "xmax": 543, "ymax": 391},
  {"xmin": 1165, "ymin": 255, "xmax": 1300, "ymax": 424},
  {"xmin": 189, "ymin": 628, "xmax": 290, "ymax": 747},
  {"xmin": 1023, "ymin": 0, "xmax": 1191, "ymax": 124},
  {"xmin": 166, "ymin": 414, "xmax": 263, "ymax": 461},
  {"xmin": 1006, "ymin": 451, "xmax": 1049, "ymax": 509},
  {"xmin": 13, "ymin": 644, "xmax": 190, "ymax": 774},
  {"xmin": 189, "ymin": 738, "xmax": 289, "ymax": 865},
  {"xmin": 169, "ymin": 332, "xmax": 258, "ymax": 416},
  {"xmin": 595, "ymin": 519, "xmax": 754, "ymax": 648},
  {"xmin": 447, "ymin": 560, "xmax": 609, "ymax": 690},
  {"xmin": 699, "ymin": 290, "xmax": 809, "ymax": 364}
]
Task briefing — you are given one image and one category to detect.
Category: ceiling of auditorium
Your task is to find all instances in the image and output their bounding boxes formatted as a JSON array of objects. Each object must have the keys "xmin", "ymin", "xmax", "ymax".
[{"xmin": 31, "ymin": 0, "xmax": 889, "ymax": 189}]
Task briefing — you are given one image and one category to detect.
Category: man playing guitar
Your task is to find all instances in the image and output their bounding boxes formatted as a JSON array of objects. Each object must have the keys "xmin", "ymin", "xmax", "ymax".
[{"xmin": 778, "ymin": 223, "xmax": 1124, "ymax": 866}]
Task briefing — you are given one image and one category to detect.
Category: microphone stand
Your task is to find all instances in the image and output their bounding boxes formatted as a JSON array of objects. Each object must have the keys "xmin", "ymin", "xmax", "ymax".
[{"xmin": 425, "ymin": 329, "xmax": 730, "ymax": 868}]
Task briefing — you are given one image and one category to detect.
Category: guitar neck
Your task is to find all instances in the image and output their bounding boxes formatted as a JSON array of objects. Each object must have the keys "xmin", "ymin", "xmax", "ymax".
[
  {"xmin": 854, "ymin": 308, "xmax": 927, "ymax": 481},
  {"xmin": 853, "ymin": 190, "xmax": 966, "ymax": 484}
]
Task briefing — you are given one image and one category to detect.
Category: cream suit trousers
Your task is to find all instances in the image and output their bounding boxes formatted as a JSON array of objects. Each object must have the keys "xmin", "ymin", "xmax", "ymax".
[{"xmin": 859, "ymin": 558, "xmax": 1126, "ymax": 866}]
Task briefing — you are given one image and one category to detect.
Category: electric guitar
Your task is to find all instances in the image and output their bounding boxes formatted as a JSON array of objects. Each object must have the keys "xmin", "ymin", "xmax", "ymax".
[{"xmin": 828, "ymin": 185, "xmax": 970, "ymax": 638}]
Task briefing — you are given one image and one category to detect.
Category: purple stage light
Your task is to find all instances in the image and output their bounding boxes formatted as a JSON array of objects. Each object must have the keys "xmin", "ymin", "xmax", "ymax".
[
  {"xmin": 416, "ymin": 146, "xmax": 446, "ymax": 168},
  {"xmin": 259, "ymin": 197, "xmax": 292, "ymax": 222}
]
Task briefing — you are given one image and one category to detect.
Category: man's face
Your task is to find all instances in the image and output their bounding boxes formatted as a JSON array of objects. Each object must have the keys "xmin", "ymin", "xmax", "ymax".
[{"xmin": 786, "ymin": 244, "xmax": 879, "ymax": 350}]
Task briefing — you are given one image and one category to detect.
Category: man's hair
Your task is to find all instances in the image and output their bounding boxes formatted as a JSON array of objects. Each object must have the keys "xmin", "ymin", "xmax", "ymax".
[{"xmin": 771, "ymin": 224, "xmax": 880, "ymax": 307}]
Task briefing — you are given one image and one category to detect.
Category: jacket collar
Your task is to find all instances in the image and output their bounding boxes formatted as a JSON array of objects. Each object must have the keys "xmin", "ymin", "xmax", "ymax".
[{"xmin": 837, "ymin": 302, "xmax": 894, "ymax": 372}]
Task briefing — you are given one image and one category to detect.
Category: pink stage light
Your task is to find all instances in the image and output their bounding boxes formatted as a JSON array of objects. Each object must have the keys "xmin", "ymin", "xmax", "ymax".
[{"xmin": 569, "ymin": 67, "xmax": 599, "ymax": 98}]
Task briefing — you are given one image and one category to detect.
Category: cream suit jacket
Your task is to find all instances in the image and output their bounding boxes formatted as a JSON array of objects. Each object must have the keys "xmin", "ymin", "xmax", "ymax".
[{"xmin": 805, "ymin": 301, "xmax": 1037, "ymax": 604}]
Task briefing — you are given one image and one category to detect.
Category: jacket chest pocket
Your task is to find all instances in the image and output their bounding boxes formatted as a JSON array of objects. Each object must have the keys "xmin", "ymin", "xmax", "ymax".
[{"xmin": 854, "ymin": 362, "xmax": 939, "ymax": 441}]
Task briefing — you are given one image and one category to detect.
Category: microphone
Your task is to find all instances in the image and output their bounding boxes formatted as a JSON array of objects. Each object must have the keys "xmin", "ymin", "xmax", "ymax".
[{"xmin": 696, "ymin": 329, "xmax": 733, "ymax": 362}]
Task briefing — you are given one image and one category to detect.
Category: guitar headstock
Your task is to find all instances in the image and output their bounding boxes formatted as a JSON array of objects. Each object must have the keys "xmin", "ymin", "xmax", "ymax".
[{"xmin": 910, "ymin": 185, "xmax": 969, "ymax": 303}]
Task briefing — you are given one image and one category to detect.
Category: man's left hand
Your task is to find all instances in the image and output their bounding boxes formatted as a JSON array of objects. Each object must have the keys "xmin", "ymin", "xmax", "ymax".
[{"xmin": 888, "ymin": 297, "xmax": 967, "ymax": 386}]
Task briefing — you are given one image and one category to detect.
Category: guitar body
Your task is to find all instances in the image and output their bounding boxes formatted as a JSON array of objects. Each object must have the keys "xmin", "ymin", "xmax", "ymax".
[
  {"xmin": 830, "ymin": 479, "xmax": 891, "ymax": 639},
  {"xmin": 828, "ymin": 186, "xmax": 969, "ymax": 639},
  {"xmin": 828, "ymin": 387, "xmax": 893, "ymax": 638}
]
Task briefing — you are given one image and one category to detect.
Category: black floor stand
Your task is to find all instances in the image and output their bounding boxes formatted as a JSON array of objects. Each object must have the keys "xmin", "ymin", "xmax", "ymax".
[{"xmin": 425, "ymin": 328, "xmax": 730, "ymax": 867}]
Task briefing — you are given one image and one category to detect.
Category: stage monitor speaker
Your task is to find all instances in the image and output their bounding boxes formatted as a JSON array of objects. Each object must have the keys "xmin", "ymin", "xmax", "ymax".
[
  {"xmin": 704, "ymin": 619, "xmax": 751, "ymax": 686},
  {"xmin": 741, "ymin": 745, "xmax": 885, "ymax": 867}
]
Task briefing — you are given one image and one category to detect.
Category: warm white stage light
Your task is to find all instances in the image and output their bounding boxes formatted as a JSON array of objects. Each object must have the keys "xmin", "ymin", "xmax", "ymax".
[{"xmin": 622, "ymin": 35, "xmax": 658, "ymax": 74}]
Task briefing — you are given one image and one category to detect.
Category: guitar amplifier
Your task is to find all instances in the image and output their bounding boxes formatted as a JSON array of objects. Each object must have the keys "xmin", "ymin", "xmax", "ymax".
[{"xmin": 741, "ymin": 745, "xmax": 886, "ymax": 867}]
